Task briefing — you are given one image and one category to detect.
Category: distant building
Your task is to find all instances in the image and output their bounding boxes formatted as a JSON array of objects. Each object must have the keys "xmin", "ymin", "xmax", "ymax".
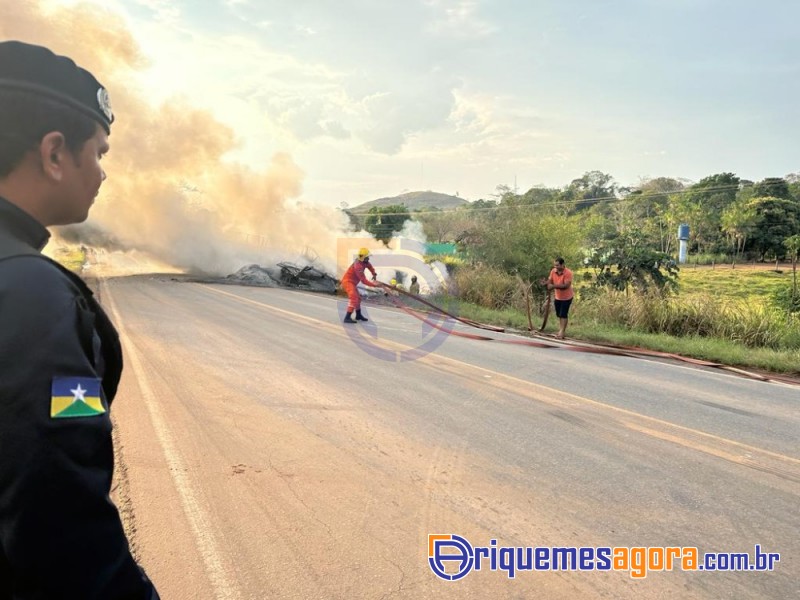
[{"xmin": 426, "ymin": 243, "xmax": 457, "ymax": 256}]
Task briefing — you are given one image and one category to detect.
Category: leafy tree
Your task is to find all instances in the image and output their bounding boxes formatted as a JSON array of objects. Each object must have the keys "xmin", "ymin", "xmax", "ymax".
[
  {"xmin": 342, "ymin": 209, "xmax": 364, "ymax": 232},
  {"xmin": 563, "ymin": 171, "xmax": 617, "ymax": 212},
  {"xmin": 784, "ymin": 235, "xmax": 800, "ymax": 312},
  {"xmin": 637, "ymin": 177, "xmax": 687, "ymax": 198},
  {"xmin": 415, "ymin": 208, "xmax": 471, "ymax": 244},
  {"xmin": 579, "ymin": 211, "xmax": 613, "ymax": 249},
  {"xmin": 753, "ymin": 177, "xmax": 791, "ymax": 200},
  {"xmin": 747, "ymin": 196, "xmax": 800, "ymax": 260},
  {"xmin": 468, "ymin": 198, "xmax": 498, "ymax": 211},
  {"xmin": 491, "ymin": 184, "xmax": 518, "ymax": 205},
  {"xmin": 721, "ymin": 198, "xmax": 759, "ymax": 260},
  {"xmin": 735, "ymin": 181, "xmax": 757, "ymax": 204},
  {"xmin": 680, "ymin": 173, "xmax": 740, "ymax": 254},
  {"xmin": 520, "ymin": 186, "xmax": 560, "ymax": 206},
  {"xmin": 364, "ymin": 204, "xmax": 411, "ymax": 245},
  {"xmin": 693, "ymin": 172, "xmax": 740, "ymax": 202},
  {"xmin": 466, "ymin": 206, "xmax": 582, "ymax": 283},
  {"xmin": 634, "ymin": 178, "xmax": 686, "ymax": 253},
  {"xmin": 658, "ymin": 191, "xmax": 703, "ymax": 255},
  {"xmin": 585, "ymin": 228, "xmax": 679, "ymax": 294},
  {"xmin": 786, "ymin": 173, "xmax": 800, "ymax": 201}
]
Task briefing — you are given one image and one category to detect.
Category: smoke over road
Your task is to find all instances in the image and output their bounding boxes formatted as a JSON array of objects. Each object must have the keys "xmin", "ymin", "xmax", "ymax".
[{"xmin": 2, "ymin": 0, "xmax": 351, "ymax": 275}]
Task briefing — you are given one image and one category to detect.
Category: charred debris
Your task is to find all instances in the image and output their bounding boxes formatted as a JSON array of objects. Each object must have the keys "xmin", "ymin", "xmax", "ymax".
[{"xmin": 223, "ymin": 262, "xmax": 338, "ymax": 294}]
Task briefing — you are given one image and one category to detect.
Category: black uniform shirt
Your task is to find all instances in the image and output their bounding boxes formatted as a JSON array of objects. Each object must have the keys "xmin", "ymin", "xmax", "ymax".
[{"xmin": 0, "ymin": 196, "xmax": 158, "ymax": 599}]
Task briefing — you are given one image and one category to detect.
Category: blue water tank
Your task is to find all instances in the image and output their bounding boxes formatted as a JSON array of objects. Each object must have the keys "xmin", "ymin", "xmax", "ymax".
[{"xmin": 678, "ymin": 224, "xmax": 690, "ymax": 241}]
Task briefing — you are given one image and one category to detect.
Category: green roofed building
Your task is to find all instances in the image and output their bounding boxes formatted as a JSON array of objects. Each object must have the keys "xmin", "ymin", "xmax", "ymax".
[{"xmin": 426, "ymin": 243, "xmax": 457, "ymax": 255}]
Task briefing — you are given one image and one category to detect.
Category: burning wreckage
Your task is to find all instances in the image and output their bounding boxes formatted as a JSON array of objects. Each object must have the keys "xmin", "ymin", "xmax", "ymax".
[{"xmin": 225, "ymin": 262, "xmax": 338, "ymax": 294}]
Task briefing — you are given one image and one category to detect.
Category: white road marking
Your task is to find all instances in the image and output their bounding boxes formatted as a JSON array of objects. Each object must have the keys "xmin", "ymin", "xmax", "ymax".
[{"xmin": 104, "ymin": 280, "xmax": 242, "ymax": 600}]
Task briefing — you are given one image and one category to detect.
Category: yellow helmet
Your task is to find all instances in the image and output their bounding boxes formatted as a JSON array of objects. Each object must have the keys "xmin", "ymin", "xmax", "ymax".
[
  {"xmin": 390, "ymin": 278, "xmax": 397, "ymax": 285},
  {"xmin": 357, "ymin": 247, "xmax": 370, "ymax": 259}
]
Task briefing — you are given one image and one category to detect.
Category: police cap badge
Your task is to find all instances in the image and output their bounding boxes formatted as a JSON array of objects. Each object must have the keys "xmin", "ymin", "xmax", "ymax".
[{"xmin": 0, "ymin": 40, "xmax": 114, "ymax": 132}]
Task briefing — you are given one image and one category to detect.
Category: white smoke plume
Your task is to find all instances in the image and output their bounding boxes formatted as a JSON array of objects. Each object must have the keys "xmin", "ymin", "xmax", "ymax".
[{"xmin": 2, "ymin": 0, "xmax": 351, "ymax": 276}]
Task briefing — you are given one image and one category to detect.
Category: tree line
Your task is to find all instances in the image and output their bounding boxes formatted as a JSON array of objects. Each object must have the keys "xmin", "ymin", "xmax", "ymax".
[{"xmin": 345, "ymin": 171, "xmax": 800, "ymax": 298}]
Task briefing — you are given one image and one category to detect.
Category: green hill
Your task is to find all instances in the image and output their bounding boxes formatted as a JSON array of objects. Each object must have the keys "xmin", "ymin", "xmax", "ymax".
[{"xmin": 347, "ymin": 191, "xmax": 468, "ymax": 213}]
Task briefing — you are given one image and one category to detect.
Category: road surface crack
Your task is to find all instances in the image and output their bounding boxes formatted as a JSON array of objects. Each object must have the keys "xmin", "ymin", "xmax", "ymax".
[{"xmin": 268, "ymin": 457, "xmax": 333, "ymax": 537}]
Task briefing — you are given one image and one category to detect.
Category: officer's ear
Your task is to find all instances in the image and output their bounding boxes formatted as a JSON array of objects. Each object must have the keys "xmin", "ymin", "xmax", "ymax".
[{"xmin": 38, "ymin": 131, "xmax": 69, "ymax": 182}]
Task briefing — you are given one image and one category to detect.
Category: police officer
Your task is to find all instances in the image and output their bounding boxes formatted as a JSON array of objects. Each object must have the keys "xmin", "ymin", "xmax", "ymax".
[{"xmin": 0, "ymin": 41, "xmax": 159, "ymax": 599}]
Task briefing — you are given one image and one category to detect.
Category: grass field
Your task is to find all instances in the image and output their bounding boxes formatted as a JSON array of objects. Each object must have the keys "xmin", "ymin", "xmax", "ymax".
[
  {"xmin": 676, "ymin": 263, "xmax": 797, "ymax": 303},
  {"xmin": 435, "ymin": 263, "xmax": 800, "ymax": 376}
]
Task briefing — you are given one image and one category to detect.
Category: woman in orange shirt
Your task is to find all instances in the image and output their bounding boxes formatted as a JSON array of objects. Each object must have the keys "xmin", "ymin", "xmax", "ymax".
[{"xmin": 546, "ymin": 257, "xmax": 573, "ymax": 339}]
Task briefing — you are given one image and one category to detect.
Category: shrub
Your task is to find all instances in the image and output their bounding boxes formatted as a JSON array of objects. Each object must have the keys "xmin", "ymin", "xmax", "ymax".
[
  {"xmin": 451, "ymin": 264, "xmax": 525, "ymax": 310},
  {"xmin": 771, "ymin": 285, "xmax": 800, "ymax": 315},
  {"xmin": 427, "ymin": 254, "xmax": 464, "ymax": 275},
  {"xmin": 686, "ymin": 252, "xmax": 733, "ymax": 266}
]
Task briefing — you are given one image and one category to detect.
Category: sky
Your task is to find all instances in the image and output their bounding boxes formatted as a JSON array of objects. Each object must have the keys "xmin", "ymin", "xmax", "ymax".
[
  {"xmin": 2, "ymin": 0, "xmax": 798, "ymax": 273},
  {"xmin": 11, "ymin": 0, "xmax": 799, "ymax": 207}
]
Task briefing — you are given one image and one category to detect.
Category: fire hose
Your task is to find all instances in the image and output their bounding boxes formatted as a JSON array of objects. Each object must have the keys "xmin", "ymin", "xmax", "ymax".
[{"xmin": 373, "ymin": 282, "xmax": 799, "ymax": 387}]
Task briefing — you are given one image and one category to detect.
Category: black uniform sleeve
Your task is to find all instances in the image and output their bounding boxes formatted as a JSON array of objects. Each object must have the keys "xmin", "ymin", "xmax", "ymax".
[{"xmin": 0, "ymin": 257, "xmax": 158, "ymax": 600}]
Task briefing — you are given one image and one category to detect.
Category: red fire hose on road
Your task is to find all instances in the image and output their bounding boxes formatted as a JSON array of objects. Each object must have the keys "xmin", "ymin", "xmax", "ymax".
[{"xmin": 373, "ymin": 282, "xmax": 799, "ymax": 387}]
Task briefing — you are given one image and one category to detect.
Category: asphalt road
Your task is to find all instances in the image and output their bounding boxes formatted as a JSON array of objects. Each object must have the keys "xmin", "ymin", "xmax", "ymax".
[{"xmin": 101, "ymin": 275, "xmax": 799, "ymax": 600}]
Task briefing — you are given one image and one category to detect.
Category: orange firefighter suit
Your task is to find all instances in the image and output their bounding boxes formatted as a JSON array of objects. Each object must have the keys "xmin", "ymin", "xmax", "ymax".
[{"xmin": 341, "ymin": 258, "xmax": 378, "ymax": 312}]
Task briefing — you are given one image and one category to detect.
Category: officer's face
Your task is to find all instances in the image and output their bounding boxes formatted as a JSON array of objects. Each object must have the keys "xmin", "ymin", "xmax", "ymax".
[{"xmin": 57, "ymin": 125, "xmax": 109, "ymax": 225}]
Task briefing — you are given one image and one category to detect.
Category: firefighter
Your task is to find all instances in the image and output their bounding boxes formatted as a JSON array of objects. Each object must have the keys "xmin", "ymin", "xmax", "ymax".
[
  {"xmin": 340, "ymin": 248, "xmax": 379, "ymax": 323},
  {"xmin": 389, "ymin": 278, "xmax": 405, "ymax": 294}
]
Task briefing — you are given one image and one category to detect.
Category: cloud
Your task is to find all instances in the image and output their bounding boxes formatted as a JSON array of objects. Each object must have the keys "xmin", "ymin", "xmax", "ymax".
[
  {"xmin": 423, "ymin": 0, "xmax": 497, "ymax": 38},
  {"xmin": 280, "ymin": 99, "xmax": 326, "ymax": 140},
  {"xmin": 356, "ymin": 80, "xmax": 458, "ymax": 154},
  {"xmin": 133, "ymin": 0, "xmax": 180, "ymax": 23},
  {"xmin": 294, "ymin": 24, "xmax": 317, "ymax": 36},
  {"xmin": 450, "ymin": 88, "xmax": 494, "ymax": 134},
  {"xmin": 321, "ymin": 120, "xmax": 350, "ymax": 139}
]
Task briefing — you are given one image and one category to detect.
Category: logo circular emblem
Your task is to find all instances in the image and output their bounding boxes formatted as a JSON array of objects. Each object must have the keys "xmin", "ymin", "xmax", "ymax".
[
  {"xmin": 96, "ymin": 87, "xmax": 113, "ymax": 122},
  {"xmin": 338, "ymin": 238, "xmax": 457, "ymax": 362}
]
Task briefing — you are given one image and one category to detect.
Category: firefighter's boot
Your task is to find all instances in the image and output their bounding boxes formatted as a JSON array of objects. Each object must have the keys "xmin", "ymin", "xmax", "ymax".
[
  {"xmin": 343, "ymin": 312, "xmax": 356, "ymax": 323},
  {"xmin": 355, "ymin": 310, "xmax": 369, "ymax": 322}
]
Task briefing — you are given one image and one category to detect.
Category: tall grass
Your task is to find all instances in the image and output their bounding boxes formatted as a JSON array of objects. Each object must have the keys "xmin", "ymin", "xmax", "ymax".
[
  {"xmin": 685, "ymin": 252, "xmax": 733, "ymax": 266},
  {"xmin": 579, "ymin": 290, "xmax": 799, "ymax": 349},
  {"xmin": 438, "ymin": 264, "xmax": 800, "ymax": 373},
  {"xmin": 451, "ymin": 265, "xmax": 527, "ymax": 311}
]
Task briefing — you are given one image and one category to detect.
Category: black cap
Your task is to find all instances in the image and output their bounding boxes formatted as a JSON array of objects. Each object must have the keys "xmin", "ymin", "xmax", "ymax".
[{"xmin": 0, "ymin": 40, "xmax": 113, "ymax": 133}]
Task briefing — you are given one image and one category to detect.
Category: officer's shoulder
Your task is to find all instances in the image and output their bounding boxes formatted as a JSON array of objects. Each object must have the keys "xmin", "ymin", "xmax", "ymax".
[{"xmin": 0, "ymin": 254, "xmax": 80, "ymax": 296}]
